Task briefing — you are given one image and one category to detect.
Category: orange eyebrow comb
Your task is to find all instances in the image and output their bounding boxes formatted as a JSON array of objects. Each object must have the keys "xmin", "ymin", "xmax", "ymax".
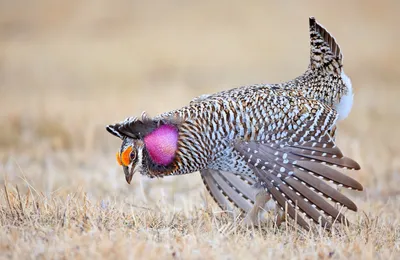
[
  {"xmin": 116, "ymin": 152, "xmax": 122, "ymax": 165},
  {"xmin": 119, "ymin": 146, "xmax": 132, "ymax": 166}
]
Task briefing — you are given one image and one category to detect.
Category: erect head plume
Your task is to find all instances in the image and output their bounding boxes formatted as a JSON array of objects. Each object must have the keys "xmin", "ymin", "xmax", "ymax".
[{"xmin": 106, "ymin": 113, "xmax": 158, "ymax": 140}]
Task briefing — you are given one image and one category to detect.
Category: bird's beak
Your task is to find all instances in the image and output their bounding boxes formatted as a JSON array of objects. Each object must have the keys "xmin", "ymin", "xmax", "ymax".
[
  {"xmin": 123, "ymin": 166, "xmax": 134, "ymax": 184},
  {"xmin": 125, "ymin": 173, "xmax": 133, "ymax": 184}
]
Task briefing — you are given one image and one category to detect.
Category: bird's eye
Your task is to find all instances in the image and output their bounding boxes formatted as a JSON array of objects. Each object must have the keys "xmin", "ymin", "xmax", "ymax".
[{"xmin": 130, "ymin": 150, "xmax": 136, "ymax": 160}]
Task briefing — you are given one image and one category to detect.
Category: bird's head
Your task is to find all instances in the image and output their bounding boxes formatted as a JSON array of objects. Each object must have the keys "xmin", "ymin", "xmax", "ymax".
[
  {"xmin": 115, "ymin": 137, "xmax": 144, "ymax": 184},
  {"xmin": 106, "ymin": 116, "xmax": 179, "ymax": 183}
]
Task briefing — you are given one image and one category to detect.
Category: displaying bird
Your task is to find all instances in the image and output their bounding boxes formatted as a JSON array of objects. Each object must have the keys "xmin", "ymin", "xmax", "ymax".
[{"xmin": 106, "ymin": 17, "xmax": 363, "ymax": 230}]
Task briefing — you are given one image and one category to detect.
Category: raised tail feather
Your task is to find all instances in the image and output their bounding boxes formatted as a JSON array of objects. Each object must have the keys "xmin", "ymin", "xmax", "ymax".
[{"xmin": 309, "ymin": 17, "xmax": 343, "ymax": 76}]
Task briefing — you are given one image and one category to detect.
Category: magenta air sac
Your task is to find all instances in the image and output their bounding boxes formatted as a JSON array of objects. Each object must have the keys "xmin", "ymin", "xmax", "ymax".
[{"xmin": 144, "ymin": 124, "xmax": 179, "ymax": 166}]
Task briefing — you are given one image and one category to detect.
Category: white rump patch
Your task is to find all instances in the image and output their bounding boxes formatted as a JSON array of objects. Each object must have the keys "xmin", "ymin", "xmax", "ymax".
[{"xmin": 335, "ymin": 70, "xmax": 354, "ymax": 120}]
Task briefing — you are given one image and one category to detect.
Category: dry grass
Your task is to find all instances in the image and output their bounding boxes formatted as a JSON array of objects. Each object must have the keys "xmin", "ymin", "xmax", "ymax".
[
  {"xmin": 0, "ymin": 183, "xmax": 399, "ymax": 259},
  {"xmin": 0, "ymin": 1, "xmax": 399, "ymax": 259}
]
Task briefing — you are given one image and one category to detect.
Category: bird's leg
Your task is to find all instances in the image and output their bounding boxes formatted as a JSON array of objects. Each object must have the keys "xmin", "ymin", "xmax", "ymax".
[
  {"xmin": 274, "ymin": 205, "xmax": 286, "ymax": 227},
  {"xmin": 243, "ymin": 189, "xmax": 270, "ymax": 226},
  {"xmin": 243, "ymin": 189, "xmax": 286, "ymax": 227}
]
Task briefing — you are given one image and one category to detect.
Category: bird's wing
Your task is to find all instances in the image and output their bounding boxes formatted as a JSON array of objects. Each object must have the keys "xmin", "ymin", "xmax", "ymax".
[
  {"xmin": 230, "ymin": 93, "xmax": 362, "ymax": 230},
  {"xmin": 233, "ymin": 134, "xmax": 362, "ymax": 231},
  {"xmin": 200, "ymin": 169, "xmax": 259, "ymax": 213}
]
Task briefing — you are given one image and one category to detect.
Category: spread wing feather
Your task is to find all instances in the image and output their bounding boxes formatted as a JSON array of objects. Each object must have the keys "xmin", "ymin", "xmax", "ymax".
[
  {"xmin": 234, "ymin": 135, "xmax": 362, "ymax": 230},
  {"xmin": 200, "ymin": 169, "xmax": 258, "ymax": 213}
]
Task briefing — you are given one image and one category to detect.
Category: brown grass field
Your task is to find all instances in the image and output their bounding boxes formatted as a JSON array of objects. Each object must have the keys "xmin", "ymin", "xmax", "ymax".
[{"xmin": 0, "ymin": 1, "xmax": 399, "ymax": 259}]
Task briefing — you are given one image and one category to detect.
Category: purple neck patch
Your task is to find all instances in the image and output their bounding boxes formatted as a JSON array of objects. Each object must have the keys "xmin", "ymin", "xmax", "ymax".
[{"xmin": 144, "ymin": 124, "xmax": 179, "ymax": 166}]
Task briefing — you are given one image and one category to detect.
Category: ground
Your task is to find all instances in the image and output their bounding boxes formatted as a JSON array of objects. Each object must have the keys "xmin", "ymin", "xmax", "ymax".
[{"xmin": 0, "ymin": 1, "xmax": 399, "ymax": 259}]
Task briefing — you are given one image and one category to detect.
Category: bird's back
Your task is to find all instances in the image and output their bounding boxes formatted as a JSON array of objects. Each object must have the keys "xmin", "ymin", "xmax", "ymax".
[{"xmin": 158, "ymin": 84, "xmax": 337, "ymax": 175}]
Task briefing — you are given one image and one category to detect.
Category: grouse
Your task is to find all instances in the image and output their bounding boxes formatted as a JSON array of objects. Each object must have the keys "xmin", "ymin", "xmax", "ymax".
[{"xmin": 106, "ymin": 17, "xmax": 362, "ymax": 230}]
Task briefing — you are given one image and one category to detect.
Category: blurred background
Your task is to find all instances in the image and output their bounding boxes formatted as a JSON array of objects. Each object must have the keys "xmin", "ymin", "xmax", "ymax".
[{"xmin": 0, "ymin": 0, "xmax": 399, "ymax": 211}]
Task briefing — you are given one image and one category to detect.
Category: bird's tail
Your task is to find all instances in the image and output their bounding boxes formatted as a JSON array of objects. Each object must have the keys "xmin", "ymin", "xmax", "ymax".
[
  {"xmin": 308, "ymin": 17, "xmax": 343, "ymax": 76},
  {"xmin": 285, "ymin": 17, "xmax": 352, "ymax": 112}
]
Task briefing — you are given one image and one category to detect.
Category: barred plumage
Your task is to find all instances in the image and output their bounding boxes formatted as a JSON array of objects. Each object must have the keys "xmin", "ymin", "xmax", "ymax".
[{"xmin": 106, "ymin": 17, "xmax": 362, "ymax": 230}]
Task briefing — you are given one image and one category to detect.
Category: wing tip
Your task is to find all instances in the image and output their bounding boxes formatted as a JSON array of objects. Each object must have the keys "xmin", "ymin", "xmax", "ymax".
[
  {"xmin": 200, "ymin": 169, "xmax": 255, "ymax": 213},
  {"xmin": 352, "ymin": 180, "xmax": 364, "ymax": 192}
]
